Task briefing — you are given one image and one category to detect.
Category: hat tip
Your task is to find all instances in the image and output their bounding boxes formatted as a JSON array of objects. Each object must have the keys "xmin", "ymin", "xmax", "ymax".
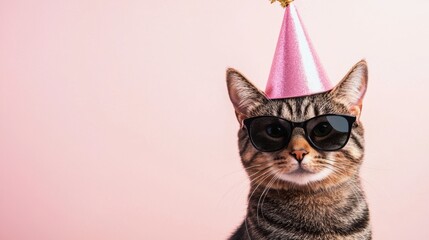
[{"xmin": 270, "ymin": 0, "xmax": 294, "ymax": 8}]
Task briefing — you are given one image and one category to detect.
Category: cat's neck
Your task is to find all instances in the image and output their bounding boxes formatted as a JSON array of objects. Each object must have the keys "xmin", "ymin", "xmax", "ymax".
[{"xmin": 248, "ymin": 176, "xmax": 365, "ymax": 211}]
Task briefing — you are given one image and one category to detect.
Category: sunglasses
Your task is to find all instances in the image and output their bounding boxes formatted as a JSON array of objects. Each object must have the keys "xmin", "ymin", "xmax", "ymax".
[{"xmin": 243, "ymin": 114, "xmax": 356, "ymax": 152}]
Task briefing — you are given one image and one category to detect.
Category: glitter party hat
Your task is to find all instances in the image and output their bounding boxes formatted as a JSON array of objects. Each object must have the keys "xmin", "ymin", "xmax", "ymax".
[{"xmin": 266, "ymin": 1, "xmax": 333, "ymax": 99}]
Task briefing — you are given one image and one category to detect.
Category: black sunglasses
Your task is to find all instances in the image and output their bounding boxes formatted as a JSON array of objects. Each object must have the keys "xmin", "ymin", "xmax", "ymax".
[{"xmin": 243, "ymin": 114, "xmax": 356, "ymax": 152}]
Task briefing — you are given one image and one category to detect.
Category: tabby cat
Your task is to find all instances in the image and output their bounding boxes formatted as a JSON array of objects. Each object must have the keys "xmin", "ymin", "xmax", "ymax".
[{"xmin": 226, "ymin": 60, "xmax": 371, "ymax": 240}]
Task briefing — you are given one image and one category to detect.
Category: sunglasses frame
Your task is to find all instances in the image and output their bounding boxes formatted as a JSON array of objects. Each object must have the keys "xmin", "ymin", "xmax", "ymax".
[{"xmin": 242, "ymin": 114, "xmax": 357, "ymax": 152}]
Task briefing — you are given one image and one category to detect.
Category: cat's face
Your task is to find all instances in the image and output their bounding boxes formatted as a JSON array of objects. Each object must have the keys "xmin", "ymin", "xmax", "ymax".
[{"xmin": 227, "ymin": 61, "xmax": 368, "ymax": 191}]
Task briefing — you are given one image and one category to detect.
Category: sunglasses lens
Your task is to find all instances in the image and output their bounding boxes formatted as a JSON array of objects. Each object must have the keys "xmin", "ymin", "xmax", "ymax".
[
  {"xmin": 307, "ymin": 115, "xmax": 352, "ymax": 150},
  {"xmin": 247, "ymin": 117, "xmax": 291, "ymax": 152}
]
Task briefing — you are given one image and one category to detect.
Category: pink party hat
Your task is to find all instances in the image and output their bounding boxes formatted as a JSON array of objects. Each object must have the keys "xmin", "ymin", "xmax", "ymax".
[{"xmin": 266, "ymin": 2, "xmax": 333, "ymax": 99}]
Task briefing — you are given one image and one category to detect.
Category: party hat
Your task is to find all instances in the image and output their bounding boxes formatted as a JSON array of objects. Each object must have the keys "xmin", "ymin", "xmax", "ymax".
[{"xmin": 266, "ymin": 1, "xmax": 333, "ymax": 99}]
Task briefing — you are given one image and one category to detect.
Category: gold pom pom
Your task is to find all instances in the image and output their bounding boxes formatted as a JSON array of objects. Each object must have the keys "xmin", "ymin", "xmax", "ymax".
[{"xmin": 270, "ymin": 0, "xmax": 294, "ymax": 8}]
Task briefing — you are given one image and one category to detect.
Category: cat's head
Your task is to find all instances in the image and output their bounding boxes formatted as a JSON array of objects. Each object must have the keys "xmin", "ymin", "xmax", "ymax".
[{"xmin": 226, "ymin": 60, "xmax": 368, "ymax": 191}]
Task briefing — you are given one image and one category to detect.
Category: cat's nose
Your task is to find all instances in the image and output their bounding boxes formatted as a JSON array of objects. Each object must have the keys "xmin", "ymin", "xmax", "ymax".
[{"xmin": 290, "ymin": 149, "xmax": 308, "ymax": 163}]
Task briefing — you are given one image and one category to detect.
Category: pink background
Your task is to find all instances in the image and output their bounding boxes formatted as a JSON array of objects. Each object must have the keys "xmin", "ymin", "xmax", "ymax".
[{"xmin": 1, "ymin": 0, "xmax": 428, "ymax": 239}]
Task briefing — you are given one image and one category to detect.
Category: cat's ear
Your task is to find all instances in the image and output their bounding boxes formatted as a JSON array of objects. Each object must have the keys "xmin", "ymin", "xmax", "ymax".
[
  {"xmin": 226, "ymin": 68, "xmax": 267, "ymax": 123},
  {"xmin": 330, "ymin": 60, "xmax": 368, "ymax": 121}
]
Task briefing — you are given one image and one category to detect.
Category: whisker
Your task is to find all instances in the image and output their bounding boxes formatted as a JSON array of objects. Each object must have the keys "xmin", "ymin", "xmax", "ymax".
[
  {"xmin": 244, "ymin": 164, "xmax": 264, "ymax": 170},
  {"xmin": 259, "ymin": 170, "xmax": 282, "ymax": 221},
  {"xmin": 217, "ymin": 165, "xmax": 272, "ymax": 209},
  {"xmin": 247, "ymin": 169, "xmax": 274, "ymax": 204},
  {"xmin": 248, "ymin": 165, "xmax": 273, "ymax": 180},
  {"xmin": 319, "ymin": 163, "xmax": 366, "ymax": 203},
  {"xmin": 256, "ymin": 170, "xmax": 280, "ymax": 223}
]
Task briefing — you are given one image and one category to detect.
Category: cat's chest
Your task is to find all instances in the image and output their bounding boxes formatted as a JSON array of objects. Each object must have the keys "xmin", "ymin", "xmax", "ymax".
[{"xmin": 245, "ymin": 188, "xmax": 369, "ymax": 239}]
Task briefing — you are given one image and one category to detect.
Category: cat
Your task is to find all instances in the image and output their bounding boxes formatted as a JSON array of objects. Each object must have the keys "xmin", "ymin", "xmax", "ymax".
[{"xmin": 226, "ymin": 60, "xmax": 371, "ymax": 240}]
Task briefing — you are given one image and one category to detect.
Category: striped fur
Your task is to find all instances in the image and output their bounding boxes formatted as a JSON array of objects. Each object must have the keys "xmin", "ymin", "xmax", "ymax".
[{"xmin": 227, "ymin": 61, "xmax": 371, "ymax": 240}]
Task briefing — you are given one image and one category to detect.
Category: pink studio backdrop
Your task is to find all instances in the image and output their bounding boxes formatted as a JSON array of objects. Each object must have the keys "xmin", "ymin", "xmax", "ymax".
[{"xmin": 1, "ymin": 0, "xmax": 429, "ymax": 239}]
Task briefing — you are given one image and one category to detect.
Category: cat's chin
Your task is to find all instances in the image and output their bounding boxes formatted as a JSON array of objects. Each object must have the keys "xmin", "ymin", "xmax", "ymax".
[{"xmin": 275, "ymin": 167, "xmax": 333, "ymax": 186}]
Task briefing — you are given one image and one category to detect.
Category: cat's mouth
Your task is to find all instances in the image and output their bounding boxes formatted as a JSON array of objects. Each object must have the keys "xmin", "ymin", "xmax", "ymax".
[
  {"xmin": 276, "ymin": 165, "xmax": 333, "ymax": 185},
  {"xmin": 289, "ymin": 168, "xmax": 313, "ymax": 175},
  {"xmin": 287, "ymin": 163, "xmax": 318, "ymax": 175}
]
